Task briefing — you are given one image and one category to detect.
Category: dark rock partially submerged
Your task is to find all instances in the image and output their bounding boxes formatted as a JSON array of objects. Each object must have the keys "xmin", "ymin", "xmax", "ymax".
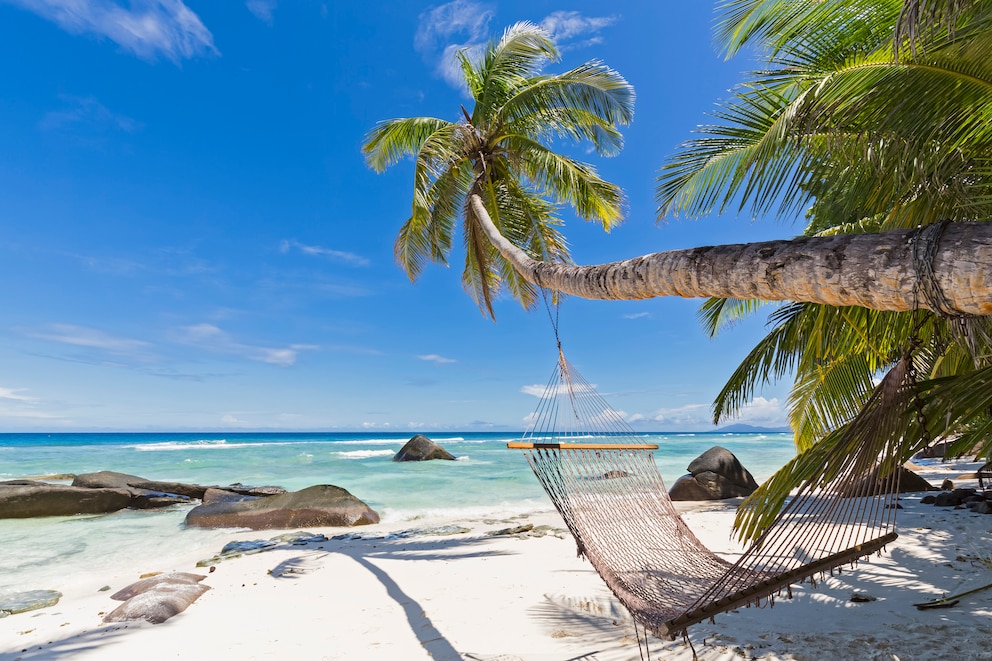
[
  {"xmin": 669, "ymin": 446, "xmax": 759, "ymax": 501},
  {"xmin": 184, "ymin": 484, "xmax": 380, "ymax": 530},
  {"xmin": 0, "ymin": 484, "xmax": 132, "ymax": 518},
  {"xmin": 393, "ymin": 434, "xmax": 455, "ymax": 462}
]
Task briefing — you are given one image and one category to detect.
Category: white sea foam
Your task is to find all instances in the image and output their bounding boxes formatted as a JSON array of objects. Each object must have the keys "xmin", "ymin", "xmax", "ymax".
[
  {"xmin": 128, "ymin": 439, "xmax": 322, "ymax": 451},
  {"xmin": 334, "ymin": 449, "xmax": 395, "ymax": 459}
]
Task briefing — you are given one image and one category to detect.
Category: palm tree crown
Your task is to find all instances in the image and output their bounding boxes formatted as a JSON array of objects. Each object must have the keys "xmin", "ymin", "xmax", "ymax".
[
  {"xmin": 654, "ymin": 0, "xmax": 992, "ymax": 530},
  {"xmin": 364, "ymin": 22, "xmax": 634, "ymax": 318}
]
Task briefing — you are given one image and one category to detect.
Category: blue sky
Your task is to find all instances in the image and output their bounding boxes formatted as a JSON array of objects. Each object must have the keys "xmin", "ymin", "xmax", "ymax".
[{"xmin": 0, "ymin": 0, "xmax": 798, "ymax": 432}]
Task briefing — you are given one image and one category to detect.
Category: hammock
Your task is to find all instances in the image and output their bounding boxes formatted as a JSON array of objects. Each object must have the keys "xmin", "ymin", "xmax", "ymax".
[{"xmin": 509, "ymin": 346, "xmax": 902, "ymax": 640}]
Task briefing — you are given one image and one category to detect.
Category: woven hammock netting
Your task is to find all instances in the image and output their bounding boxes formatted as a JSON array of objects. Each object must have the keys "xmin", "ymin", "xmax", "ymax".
[{"xmin": 513, "ymin": 345, "xmax": 904, "ymax": 639}]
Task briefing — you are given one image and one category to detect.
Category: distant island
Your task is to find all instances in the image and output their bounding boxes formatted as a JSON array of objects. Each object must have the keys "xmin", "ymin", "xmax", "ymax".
[{"xmin": 714, "ymin": 423, "xmax": 792, "ymax": 433}]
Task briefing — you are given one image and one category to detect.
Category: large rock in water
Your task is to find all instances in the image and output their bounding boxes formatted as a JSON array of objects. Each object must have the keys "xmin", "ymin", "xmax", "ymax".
[
  {"xmin": 393, "ymin": 434, "xmax": 455, "ymax": 462},
  {"xmin": 71, "ymin": 471, "xmax": 194, "ymax": 508},
  {"xmin": 184, "ymin": 485, "xmax": 379, "ymax": 530},
  {"xmin": 669, "ymin": 446, "xmax": 759, "ymax": 501},
  {"xmin": 0, "ymin": 483, "xmax": 132, "ymax": 518}
]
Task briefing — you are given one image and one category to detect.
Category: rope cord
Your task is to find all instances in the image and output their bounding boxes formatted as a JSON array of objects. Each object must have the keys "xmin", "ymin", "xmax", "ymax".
[{"xmin": 514, "ymin": 346, "xmax": 902, "ymax": 640}]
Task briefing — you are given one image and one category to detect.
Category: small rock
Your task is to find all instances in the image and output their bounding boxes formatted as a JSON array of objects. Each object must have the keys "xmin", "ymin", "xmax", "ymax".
[
  {"xmin": 850, "ymin": 593, "xmax": 877, "ymax": 603},
  {"xmin": 0, "ymin": 590, "xmax": 62, "ymax": 615},
  {"xmin": 487, "ymin": 523, "xmax": 534, "ymax": 536}
]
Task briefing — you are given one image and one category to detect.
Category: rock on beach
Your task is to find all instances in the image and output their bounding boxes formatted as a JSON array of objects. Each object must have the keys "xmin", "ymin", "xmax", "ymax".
[{"xmin": 669, "ymin": 446, "xmax": 759, "ymax": 501}]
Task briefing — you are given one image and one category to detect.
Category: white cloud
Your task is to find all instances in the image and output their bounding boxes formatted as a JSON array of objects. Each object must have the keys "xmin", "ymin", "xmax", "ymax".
[
  {"xmin": 418, "ymin": 353, "xmax": 456, "ymax": 364},
  {"xmin": 178, "ymin": 324, "xmax": 318, "ymax": 367},
  {"xmin": 220, "ymin": 413, "xmax": 246, "ymax": 425},
  {"xmin": 279, "ymin": 240, "xmax": 370, "ymax": 267},
  {"xmin": 7, "ymin": 0, "xmax": 218, "ymax": 62},
  {"xmin": 414, "ymin": 0, "xmax": 493, "ymax": 54},
  {"xmin": 414, "ymin": 0, "xmax": 493, "ymax": 89},
  {"xmin": 0, "ymin": 387, "xmax": 66, "ymax": 423},
  {"xmin": 39, "ymin": 94, "xmax": 141, "ymax": 134},
  {"xmin": 622, "ymin": 312, "xmax": 651, "ymax": 320},
  {"xmin": 641, "ymin": 403, "xmax": 711, "ymax": 428},
  {"xmin": 730, "ymin": 396, "xmax": 788, "ymax": 427},
  {"xmin": 0, "ymin": 387, "xmax": 39, "ymax": 403},
  {"xmin": 246, "ymin": 0, "xmax": 276, "ymax": 24},
  {"xmin": 412, "ymin": 6, "xmax": 618, "ymax": 91},
  {"xmin": 539, "ymin": 11, "xmax": 617, "ymax": 47},
  {"xmin": 28, "ymin": 323, "xmax": 152, "ymax": 356}
]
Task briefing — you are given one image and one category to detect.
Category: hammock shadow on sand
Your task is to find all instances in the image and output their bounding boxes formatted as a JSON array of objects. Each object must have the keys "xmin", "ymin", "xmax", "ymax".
[{"xmin": 509, "ymin": 348, "xmax": 905, "ymax": 641}]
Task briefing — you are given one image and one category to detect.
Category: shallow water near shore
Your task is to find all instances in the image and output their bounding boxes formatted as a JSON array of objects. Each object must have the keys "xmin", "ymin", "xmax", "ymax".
[{"xmin": 0, "ymin": 431, "xmax": 796, "ymax": 595}]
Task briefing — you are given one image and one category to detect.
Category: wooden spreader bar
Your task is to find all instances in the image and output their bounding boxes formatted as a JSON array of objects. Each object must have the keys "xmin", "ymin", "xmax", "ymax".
[{"xmin": 507, "ymin": 442, "xmax": 659, "ymax": 451}]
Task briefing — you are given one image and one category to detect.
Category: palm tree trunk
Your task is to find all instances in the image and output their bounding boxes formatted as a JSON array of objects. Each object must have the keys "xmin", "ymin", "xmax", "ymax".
[{"xmin": 469, "ymin": 195, "xmax": 992, "ymax": 315}]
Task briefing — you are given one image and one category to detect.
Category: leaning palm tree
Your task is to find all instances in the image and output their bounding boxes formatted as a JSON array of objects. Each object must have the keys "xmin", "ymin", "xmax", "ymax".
[
  {"xmin": 368, "ymin": 10, "xmax": 992, "ymax": 536},
  {"xmin": 363, "ymin": 22, "xmax": 634, "ymax": 319}
]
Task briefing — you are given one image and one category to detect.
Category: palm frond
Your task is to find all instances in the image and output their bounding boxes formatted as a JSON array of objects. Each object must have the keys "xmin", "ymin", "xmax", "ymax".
[
  {"xmin": 504, "ymin": 134, "xmax": 625, "ymax": 229},
  {"xmin": 363, "ymin": 117, "xmax": 455, "ymax": 172},
  {"xmin": 472, "ymin": 22, "xmax": 558, "ymax": 125},
  {"xmin": 697, "ymin": 297, "xmax": 771, "ymax": 338}
]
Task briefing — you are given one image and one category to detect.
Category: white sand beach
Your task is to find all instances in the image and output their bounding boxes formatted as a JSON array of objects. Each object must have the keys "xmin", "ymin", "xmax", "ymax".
[{"xmin": 2, "ymin": 459, "xmax": 991, "ymax": 661}]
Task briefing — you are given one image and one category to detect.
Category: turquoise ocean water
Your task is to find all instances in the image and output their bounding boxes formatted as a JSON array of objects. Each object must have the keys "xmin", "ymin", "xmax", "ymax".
[{"xmin": 0, "ymin": 431, "xmax": 796, "ymax": 596}]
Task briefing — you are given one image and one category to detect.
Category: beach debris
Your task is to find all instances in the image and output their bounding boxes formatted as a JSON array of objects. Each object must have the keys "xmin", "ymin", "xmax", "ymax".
[
  {"xmin": 941, "ymin": 479, "xmax": 955, "ymax": 490},
  {"xmin": 669, "ymin": 446, "xmax": 759, "ymax": 501},
  {"xmin": 103, "ymin": 573, "xmax": 211, "ymax": 624},
  {"xmin": 268, "ymin": 552, "xmax": 327, "ymax": 577},
  {"xmin": 913, "ymin": 579, "xmax": 992, "ymax": 610},
  {"xmin": 392, "ymin": 434, "xmax": 456, "ymax": 461},
  {"xmin": 139, "ymin": 571, "xmax": 162, "ymax": 579},
  {"xmin": 185, "ymin": 484, "xmax": 379, "ymax": 530},
  {"xmin": 196, "ymin": 531, "xmax": 330, "ymax": 566},
  {"xmin": 850, "ymin": 593, "xmax": 877, "ymax": 603},
  {"xmin": 487, "ymin": 523, "xmax": 534, "ymax": 537},
  {"xmin": 0, "ymin": 590, "xmax": 62, "ymax": 616},
  {"xmin": 98, "ymin": 585, "xmax": 111, "ymax": 592},
  {"xmin": 329, "ymin": 525, "xmax": 472, "ymax": 542},
  {"xmin": 0, "ymin": 483, "xmax": 132, "ymax": 518}
]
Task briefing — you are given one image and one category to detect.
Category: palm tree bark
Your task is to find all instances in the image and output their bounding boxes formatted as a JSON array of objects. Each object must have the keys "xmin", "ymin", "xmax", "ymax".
[{"xmin": 469, "ymin": 195, "xmax": 992, "ymax": 315}]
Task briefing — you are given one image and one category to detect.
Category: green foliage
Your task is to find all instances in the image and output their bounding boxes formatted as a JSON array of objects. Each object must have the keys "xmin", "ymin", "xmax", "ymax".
[
  {"xmin": 364, "ymin": 22, "xmax": 634, "ymax": 319},
  {"xmin": 658, "ymin": 0, "xmax": 992, "ymax": 536}
]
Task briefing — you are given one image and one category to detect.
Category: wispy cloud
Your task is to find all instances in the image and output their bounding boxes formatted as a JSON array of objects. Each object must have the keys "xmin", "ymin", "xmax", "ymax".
[
  {"xmin": 0, "ymin": 387, "xmax": 39, "ymax": 403},
  {"xmin": 622, "ymin": 312, "xmax": 651, "ymax": 320},
  {"xmin": 39, "ymin": 94, "xmax": 142, "ymax": 134},
  {"xmin": 27, "ymin": 323, "xmax": 153, "ymax": 356},
  {"xmin": 418, "ymin": 353, "xmax": 456, "ymax": 364},
  {"xmin": 520, "ymin": 382, "xmax": 596, "ymax": 398},
  {"xmin": 279, "ymin": 240, "xmax": 370, "ymax": 267},
  {"xmin": 246, "ymin": 0, "xmax": 276, "ymax": 24},
  {"xmin": 414, "ymin": 4, "xmax": 618, "ymax": 90},
  {"xmin": 732, "ymin": 396, "xmax": 787, "ymax": 427},
  {"xmin": 0, "ymin": 386, "xmax": 66, "ymax": 423},
  {"xmin": 178, "ymin": 323, "xmax": 318, "ymax": 367},
  {"xmin": 636, "ymin": 403, "xmax": 711, "ymax": 428},
  {"xmin": 539, "ymin": 11, "xmax": 618, "ymax": 49},
  {"xmin": 6, "ymin": 0, "xmax": 218, "ymax": 62},
  {"xmin": 414, "ymin": 0, "xmax": 493, "ymax": 89}
]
